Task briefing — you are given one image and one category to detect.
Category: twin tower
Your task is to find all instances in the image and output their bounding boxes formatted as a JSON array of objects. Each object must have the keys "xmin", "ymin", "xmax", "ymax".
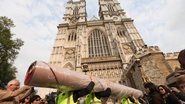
[{"xmin": 49, "ymin": 0, "xmax": 178, "ymax": 90}]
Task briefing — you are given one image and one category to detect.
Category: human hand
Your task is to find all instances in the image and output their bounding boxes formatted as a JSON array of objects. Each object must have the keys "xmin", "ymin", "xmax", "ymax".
[{"xmin": 171, "ymin": 87, "xmax": 180, "ymax": 93}]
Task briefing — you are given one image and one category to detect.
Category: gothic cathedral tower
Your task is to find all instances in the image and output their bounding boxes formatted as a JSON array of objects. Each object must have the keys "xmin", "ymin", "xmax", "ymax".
[{"xmin": 49, "ymin": 0, "xmax": 146, "ymax": 84}]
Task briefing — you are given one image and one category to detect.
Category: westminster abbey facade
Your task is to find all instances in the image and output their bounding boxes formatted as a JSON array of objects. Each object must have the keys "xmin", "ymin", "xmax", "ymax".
[{"xmin": 49, "ymin": 0, "xmax": 180, "ymax": 91}]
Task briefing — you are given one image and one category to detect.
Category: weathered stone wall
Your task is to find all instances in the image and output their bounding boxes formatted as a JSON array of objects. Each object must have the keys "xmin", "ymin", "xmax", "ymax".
[
  {"xmin": 165, "ymin": 52, "xmax": 180, "ymax": 71},
  {"xmin": 125, "ymin": 48, "xmax": 182, "ymax": 93},
  {"xmin": 126, "ymin": 66, "xmax": 144, "ymax": 90},
  {"xmin": 140, "ymin": 53, "xmax": 171, "ymax": 85}
]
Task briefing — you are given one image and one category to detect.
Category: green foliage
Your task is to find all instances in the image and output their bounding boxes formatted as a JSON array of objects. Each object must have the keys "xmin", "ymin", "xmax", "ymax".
[{"xmin": 0, "ymin": 16, "xmax": 24, "ymax": 88}]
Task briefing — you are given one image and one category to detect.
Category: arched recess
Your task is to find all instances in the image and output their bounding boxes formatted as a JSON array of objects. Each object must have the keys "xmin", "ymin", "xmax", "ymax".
[
  {"xmin": 63, "ymin": 62, "xmax": 74, "ymax": 70},
  {"xmin": 68, "ymin": 31, "xmax": 76, "ymax": 41},
  {"xmin": 117, "ymin": 27, "xmax": 128, "ymax": 42},
  {"xmin": 117, "ymin": 27, "xmax": 126, "ymax": 37},
  {"xmin": 73, "ymin": 6, "xmax": 79, "ymax": 16},
  {"xmin": 88, "ymin": 29, "xmax": 111, "ymax": 57},
  {"xmin": 107, "ymin": 3, "xmax": 115, "ymax": 12}
]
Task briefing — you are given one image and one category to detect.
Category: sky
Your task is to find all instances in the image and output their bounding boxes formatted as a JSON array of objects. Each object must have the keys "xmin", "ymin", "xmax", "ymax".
[{"xmin": 0, "ymin": 0, "xmax": 185, "ymax": 84}]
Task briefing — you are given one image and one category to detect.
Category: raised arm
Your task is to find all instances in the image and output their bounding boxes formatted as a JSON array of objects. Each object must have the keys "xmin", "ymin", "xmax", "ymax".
[
  {"xmin": 15, "ymin": 86, "xmax": 34, "ymax": 101},
  {"xmin": 0, "ymin": 86, "xmax": 32, "ymax": 101}
]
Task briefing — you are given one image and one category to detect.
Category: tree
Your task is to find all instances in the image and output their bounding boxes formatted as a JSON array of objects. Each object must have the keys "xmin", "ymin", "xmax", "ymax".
[{"xmin": 0, "ymin": 16, "xmax": 24, "ymax": 88}]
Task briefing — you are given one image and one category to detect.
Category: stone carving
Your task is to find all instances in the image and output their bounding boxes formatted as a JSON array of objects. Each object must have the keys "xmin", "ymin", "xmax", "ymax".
[
  {"xmin": 86, "ymin": 62, "xmax": 122, "ymax": 82},
  {"xmin": 63, "ymin": 63, "xmax": 74, "ymax": 70},
  {"xmin": 122, "ymin": 44, "xmax": 133, "ymax": 55},
  {"xmin": 69, "ymin": 16, "xmax": 79, "ymax": 25},
  {"xmin": 64, "ymin": 49, "xmax": 75, "ymax": 61}
]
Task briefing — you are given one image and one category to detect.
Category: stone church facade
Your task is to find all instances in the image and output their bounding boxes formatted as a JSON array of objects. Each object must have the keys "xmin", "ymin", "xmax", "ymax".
[{"xmin": 49, "ymin": 0, "xmax": 180, "ymax": 92}]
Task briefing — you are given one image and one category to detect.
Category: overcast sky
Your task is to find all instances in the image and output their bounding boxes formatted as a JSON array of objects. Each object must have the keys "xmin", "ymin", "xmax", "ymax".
[{"xmin": 0, "ymin": 0, "xmax": 185, "ymax": 84}]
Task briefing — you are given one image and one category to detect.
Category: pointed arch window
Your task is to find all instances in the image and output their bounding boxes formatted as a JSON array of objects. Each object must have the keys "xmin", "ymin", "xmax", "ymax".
[
  {"xmin": 117, "ymin": 28, "xmax": 125, "ymax": 37},
  {"xmin": 68, "ymin": 32, "xmax": 76, "ymax": 41},
  {"xmin": 107, "ymin": 4, "xmax": 115, "ymax": 12},
  {"xmin": 73, "ymin": 6, "xmax": 79, "ymax": 16},
  {"xmin": 88, "ymin": 29, "xmax": 111, "ymax": 57},
  {"xmin": 117, "ymin": 28, "xmax": 128, "ymax": 42}
]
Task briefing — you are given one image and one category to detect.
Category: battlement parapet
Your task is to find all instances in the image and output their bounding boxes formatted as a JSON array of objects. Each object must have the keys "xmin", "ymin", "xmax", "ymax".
[
  {"xmin": 135, "ymin": 46, "xmax": 161, "ymax": 58},
  {"xmin": 165, "ymin": 52, "xmax": 179, "ymax": 60},
  {"xmin": 148, "ymin": 46, "xmax": 160, "ymax": 52}
]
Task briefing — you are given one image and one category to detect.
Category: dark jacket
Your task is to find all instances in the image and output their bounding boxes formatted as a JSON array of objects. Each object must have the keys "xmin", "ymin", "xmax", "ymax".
[
  {"xmin": 148, "ymin": 92, "xmax": 164, "ymax": 104},
  {"xmin": 175, "ymin": 92, "xmax": 185, "ymax": 102},
  {"xmin": 163, "ymin": 93, "xmax": 181, "ymax": 104}
]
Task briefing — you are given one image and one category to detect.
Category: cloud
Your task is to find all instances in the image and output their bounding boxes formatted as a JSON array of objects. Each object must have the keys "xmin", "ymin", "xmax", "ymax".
[
  {"xmin": 0, "ymin": 0, "xmax": 185, "ymax": 85},
  {"xmin": 120, "ymin": 0, "xmax": 185, "ymax": 52},
  {"xmin": 0, "ymin": 0, "xmax": 65, "ymax": 84}
]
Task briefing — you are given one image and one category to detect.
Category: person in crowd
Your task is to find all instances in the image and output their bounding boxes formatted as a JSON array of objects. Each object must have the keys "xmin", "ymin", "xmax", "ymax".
[
  {"xmin": 178, "ymin": 49, "xmax": 185, "ymax": 69},
  {"xmin": 171, "ymin": 75, "xmax": 185, "ymax": 102},
  {"xmin": 158, "ymin": 85, "xmax": 181, "ymax": 104},
  {"xmin": 30, "ymin": 95, "xmax": 41, "ymax": 104},
  {"xmin": 20, "ymin": 96, "xmax": 30, "ymax": 104},
  {"xmin": 175, "ymin": 49, "xmax": 185, "ymax": 89},
  {"xmin": 0, "ymin": 79, "xmax": 33, "ymax": 104},
  {"xmin": 84, "ymin": 87, "xmax": 111, "ymax": 104},
  {"xmin": 137, "ymin": 97, "xmax": 148, "ymax": 104},
  {"xmin": 177, "ymin": 74, "xmax": 185, "ymax": 90},
  {"xmin": 56, "ymin": 81, "xmax": 95, "ymax": 104},
  {"xmin": 144, "ymin": 82, "xmax": 164, "ymax": 104},
  {"xmin": 41, "ymin": 99, "xmax": 48, "ymax": 104},
  {"xmin": 170, "ymin": 49, "xmax": 185, "ymax": 102}
]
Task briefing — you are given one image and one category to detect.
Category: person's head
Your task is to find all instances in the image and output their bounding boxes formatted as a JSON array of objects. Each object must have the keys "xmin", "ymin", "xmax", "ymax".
[
  {"xmin": 158, "ymin": 85, "xmax": 171, "ymax": 95},
  {"xmin": 144, "ymin": 82, "xmax": 158, "ymax": 94},
  {"xmin": 178, "ymin": 49, "xmax": 185, "ymax": 69},
  {"xmin": 7, "ymin": 79, "xmax": 20, "ymax": 91},
  {"xmin": 30, "ymin": 95, "xmax": 41, "ymax": 104},
  {"xmin": 177, "ymin": 75, "xmax": 185, "ymax": 93},
  {"xmin": 41, "ymin": 99, "xmax": 48, "ymax": 104},
  {"xmin": 21, "ymin": 96, "xmax": 30, "ymax": 104}
]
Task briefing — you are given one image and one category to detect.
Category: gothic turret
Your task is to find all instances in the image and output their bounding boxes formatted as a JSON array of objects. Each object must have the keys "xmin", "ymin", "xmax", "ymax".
[
  {"xmin": 99, "ymin": 0, "xmax": 126, "ymax": 20},
  {"xmin": 63, "ymin": 0, "xmax": 87, "ymax": 24}
]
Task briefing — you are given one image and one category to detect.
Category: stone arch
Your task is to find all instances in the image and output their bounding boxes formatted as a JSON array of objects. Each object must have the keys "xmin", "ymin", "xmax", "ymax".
[
  {"xmin": 86, "ymin": 27, "xmax": 107, "ymax": 38},
  {"xmin": 73, "ymin": 6, "xmax": 79, "ymax": 16},
  {"xmin": 117, "ymin": 27, "xmax": 126, "ymax": 37},
  {"xmin": 68, "ymin": 31, "xmax": 76, "ymax": 41},
  {"xmin": 88, "ymin": 29, "xmax": 111, "ymax": 57},
  {"xmin": 63, "ymin": 62, "xmax": 74, "ymax": 70}
]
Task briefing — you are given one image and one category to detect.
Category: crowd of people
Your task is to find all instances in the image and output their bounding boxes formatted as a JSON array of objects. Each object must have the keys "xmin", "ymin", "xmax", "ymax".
[
  {"xmin": 143, "ymin": 81, "xmax": 185, "ymax": 104},
  {"xmin": 20, "ymin": 95, "xmax": 49, "ymax": 104},
  {"xmin": 0, "ymin": 49, "xmax": 185, "ymax": 104},
  {"xmin": 1, "ymin": 79, "xmax": 185, "ymax": 104},
  {"xmin": 142, "ymin": 49, "xmax": 185, "ymax": 104},
  {"xmin": 0, "ymin": 79, "xmax": 49, "ymax": 104}
]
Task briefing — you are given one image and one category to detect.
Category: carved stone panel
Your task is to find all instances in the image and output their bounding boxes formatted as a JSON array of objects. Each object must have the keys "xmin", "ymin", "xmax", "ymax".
[
  {"xmin": 84, "ymin": 62, "xmax": 122, "ymax": 82},
  {"xmin": 64, "ymin": 48, "xmax": 75, "ymax": 61},
  {"xmin": 122, "ymin": 43, "xmax": 133, "ymax": 55}
]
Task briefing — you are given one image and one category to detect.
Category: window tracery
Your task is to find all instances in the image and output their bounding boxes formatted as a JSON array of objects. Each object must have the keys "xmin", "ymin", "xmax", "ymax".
[
  {"xmin": 107, "ymin": 4, "xmax": 114, "ymax": 12},
  {"xmin": 88, "ymin": 29, "xmax": 111, "ymax": 57},
  {"xmin": 68, "ymin": 31, "xmax": 76, "ymax": 41}
]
